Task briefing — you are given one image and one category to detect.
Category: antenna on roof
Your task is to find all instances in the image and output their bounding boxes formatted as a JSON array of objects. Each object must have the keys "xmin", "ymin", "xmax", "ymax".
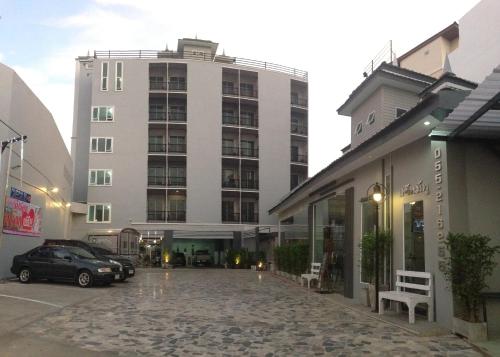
[
  {"xmin": 222, "ymin": 49, "xmax": 226, "ymax": 56},
  {"xmin": 165, "ymin": 43, "xmax": 169, "ymax": 51},
  {"xmin": 195, "ymin": 33, "xmax": 198, "ymax": 39}
]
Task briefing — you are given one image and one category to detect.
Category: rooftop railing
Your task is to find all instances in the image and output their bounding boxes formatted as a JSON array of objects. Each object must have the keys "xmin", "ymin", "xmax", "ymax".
[{"xmin": 93, "ymin": 50, "xmax": 308, "ymax": 80}]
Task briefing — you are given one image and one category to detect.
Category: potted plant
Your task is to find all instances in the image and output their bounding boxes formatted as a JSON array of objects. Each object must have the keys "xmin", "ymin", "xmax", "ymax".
[
  {"xmin": 360, "ymin": 230, "xmax": 392, "ymax": 308},
  {"xmin": 444, "ymin": 233, "xmax": 500, "ymax": 342}
]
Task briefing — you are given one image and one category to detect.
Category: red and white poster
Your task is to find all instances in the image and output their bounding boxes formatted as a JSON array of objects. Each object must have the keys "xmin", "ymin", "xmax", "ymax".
[{"xmin": 3, "ymin": 196, "xmax": 42, "ymax": 237}]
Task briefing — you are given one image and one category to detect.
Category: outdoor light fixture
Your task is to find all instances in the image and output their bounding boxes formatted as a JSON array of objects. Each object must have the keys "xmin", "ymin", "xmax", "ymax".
[
  {"xmin": 107, "ymin": 230, "xmax": 112, "ymax": 233},
  {"xmin": 65, "ymin": 203, "xmax": 71, "ymax": 208},
  {"xmin": 424, "ymin": 121, "xmax": 431, "ymax": 126},
  {"xmin": 235, "ymin": 256, "xmax": 240, "ymax": 265},
  {"xmin": 50, "ymin": 187, "xmax": 59, "ymax": 193},
  {"xmin": 40, "ymin": 187, "xmax": 48, "ymax": 193},
  {"xmin": 366, "ymin": 182, "xmax": 387, "ymax": 313}
]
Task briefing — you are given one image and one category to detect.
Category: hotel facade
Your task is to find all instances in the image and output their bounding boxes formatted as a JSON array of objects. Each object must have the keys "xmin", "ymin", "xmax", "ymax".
[{"xmin": 70, "ymin": 38, "xmax": 308, "ymax": 260}]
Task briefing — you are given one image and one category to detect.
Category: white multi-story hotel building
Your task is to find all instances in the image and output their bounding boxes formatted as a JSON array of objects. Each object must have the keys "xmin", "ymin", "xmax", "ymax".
[{"xmin": 70, "ymin": 38, "xmax": 308, "ymax": 259}]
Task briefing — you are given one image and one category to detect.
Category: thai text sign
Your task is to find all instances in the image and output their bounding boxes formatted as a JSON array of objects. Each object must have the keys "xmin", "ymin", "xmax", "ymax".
[{"xmin": 3, "ymin": 196, "xmax": 42, "ymax": 236}]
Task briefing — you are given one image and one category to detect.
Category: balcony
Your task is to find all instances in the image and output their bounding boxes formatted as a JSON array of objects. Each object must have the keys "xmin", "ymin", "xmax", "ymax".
[
  {"xmin": 241, "ymin": 211, "xmax": 259, "ymax": 223},
  {"xmin": 168, "ymin": 143, "xmax": 186, "ymax": 153},
  {"xmin": 148, "ymin": 175, "xmax": 166, "ymax": 186},
  {"xmin": 148, "ymin": 210, "xmax": 166, "ymax": 221},
  {"xmin": 222, "ymin": 145, "xmax": 239, "ymax": 156},
  {"xmin": 149, "ymin": 143, "xmax": 167, "ymax": 153},
  {"xmin": 150, "ymin": 79, "xmax": 168, "ymax": 90},
  {"xmin": 222, "ymin": 114, "xmax": 239, "ymax": 126},
  {"xmin": 240, "ymin": 116, "xmax": 258, "ymax": 128},
  {"xmin": 168, "ymin": 111, "xmax": 187, "ymax": 122},
  {"xmin": 222, "ymin": 178, "xmax": 239, "ymax": 189},
  {"xmin": 168, "ymin": 176, "xmax": 186, "ymax": 187},
  {"xmin": 291, "ymin": 153, "xmax": 308, "ymax": 164},
  {"xmin": 222, "ymin": 212, "xmax": 240, "ymax": 223},
  {"xmin": 149, "ymin": 110, "xmax": 167, "ymax": 122},
  {"xmin": 291, "ymin": 122, "xmax": 308, "ymax": 135},
  {"xmin": 241, "ymin": 179, "xmax": 258, "ymax": 190},
  {"xmin": 167, "ymin": 210, "xmax": 186, "ymax": 222},
  {"xmin": 291, "ymin": 97, "xmax": 308, "ymax": 107},
  {"xmin": 169, "ymin": 81, "xmax": 186, "ymax": 91},
  {"xmin": 240, "ymin": 147, "xmax": 258, "ymax": 158}
]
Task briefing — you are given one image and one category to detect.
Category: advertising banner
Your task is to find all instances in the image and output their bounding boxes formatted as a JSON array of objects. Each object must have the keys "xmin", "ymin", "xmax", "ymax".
[{"xmin": 3, "ymin": 196, "xmax": 42, "ymax": 237}]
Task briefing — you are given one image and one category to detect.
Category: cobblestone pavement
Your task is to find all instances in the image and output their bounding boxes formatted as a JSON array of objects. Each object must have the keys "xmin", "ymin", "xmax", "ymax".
[{"xmin": 24, "ymin": 269, "xmax": 479, "ymax": 356}]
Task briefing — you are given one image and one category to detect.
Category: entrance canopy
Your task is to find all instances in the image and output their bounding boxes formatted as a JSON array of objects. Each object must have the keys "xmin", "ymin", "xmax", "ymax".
[{"xmin": 431, "ymin": 65, "xmax": 500, "ymax": 139}]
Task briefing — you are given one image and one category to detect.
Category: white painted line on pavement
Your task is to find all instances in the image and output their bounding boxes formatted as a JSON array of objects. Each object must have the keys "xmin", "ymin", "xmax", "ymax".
[{"xmin": 0, "ymin": 294, "xmax": 63, "ymax": 308}]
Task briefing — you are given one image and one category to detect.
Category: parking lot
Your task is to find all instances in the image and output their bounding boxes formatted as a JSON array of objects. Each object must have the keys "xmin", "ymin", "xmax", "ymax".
[{"xmin": 0, "ymin": 269, "xmax": 479, "ymax": 356}]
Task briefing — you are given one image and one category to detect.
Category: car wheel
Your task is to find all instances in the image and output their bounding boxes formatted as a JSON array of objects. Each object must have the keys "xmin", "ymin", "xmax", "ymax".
[
  {"xmin": 18, "ymin": 267, "xmax": 31, "ymax": 283},
  {"xmin": 77, "ymin": 270, "xmax": 93, "ymax": 288}
]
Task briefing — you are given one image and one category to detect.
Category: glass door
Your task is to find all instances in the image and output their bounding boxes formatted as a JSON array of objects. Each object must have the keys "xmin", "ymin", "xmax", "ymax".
[{"xmin": 404, "ymin": 201, "xmax": 425, "ymax": 271}]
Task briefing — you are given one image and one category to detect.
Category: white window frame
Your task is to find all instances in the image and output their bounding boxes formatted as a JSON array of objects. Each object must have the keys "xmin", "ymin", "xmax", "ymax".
[
  {"xmin": 88, "ymin": 169, "xmax": 113, "ymax": 186},
  {"xmin": 355, "ymin": 122, "xmax": 363, "ymax": 135},
  {"xmin": 395, "ymin": 107, "xmax": 407, "ymax": 119},
  {"xmin": 367, "ymin": 111, "xmax": 375, "ymax": 125},
  {"xmin": 115, "ymin": 61, "xmax": 123, "ymax": 91},
  {"xmin": 87, "ymin": 203, "xmax": 112, "ymax": 223},
  {"xmin": 91, "ymin": 106, "xmax": 115, "ymax": 122},
  {"xmin": 90, "ymin": 137, "xmax": 113, "ymax": 153},
  {"xmin": 101, "ymin": 62, "xmax": 109, "ymax": 91}
]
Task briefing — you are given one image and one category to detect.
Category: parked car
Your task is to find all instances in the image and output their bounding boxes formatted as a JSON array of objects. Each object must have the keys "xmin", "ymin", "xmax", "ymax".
[
  {"xmin": 171, "ymin": 252, "xmax": 186, "ymax": 267},
  {"xmin": 44, "ymin": 239, "xmax": 135, "ymax": 281},
  {"xmin": 10, "ymin": 245, "xmax": 119, "ymax": 287},
  {"xmin": 193, "ymin": 250, "xmax": 211, "ymax": 267}
]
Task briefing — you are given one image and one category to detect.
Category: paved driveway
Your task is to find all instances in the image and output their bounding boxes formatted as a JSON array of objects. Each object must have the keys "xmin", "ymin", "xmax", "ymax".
[{"xmin": 4, "ymin": 269, "xmax": 479, "ymax": 356}]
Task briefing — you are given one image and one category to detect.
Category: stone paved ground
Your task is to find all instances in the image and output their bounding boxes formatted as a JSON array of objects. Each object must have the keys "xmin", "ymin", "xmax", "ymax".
[{"xmin": 24, "ymin": 269, "xmax": 479, "ymax": 356}]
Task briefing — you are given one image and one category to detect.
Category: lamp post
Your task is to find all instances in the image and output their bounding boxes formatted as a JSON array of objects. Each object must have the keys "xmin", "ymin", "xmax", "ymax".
[{"xmin": 367, "ymin": 182, "xmax": 385, "ymax": 313}]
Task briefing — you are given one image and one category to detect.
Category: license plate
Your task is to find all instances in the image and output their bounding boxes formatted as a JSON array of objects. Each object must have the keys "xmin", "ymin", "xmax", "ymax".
[
  {"xmin": 129, "ymin": 269, "xmax": 134, "ymax": 274},
  {"xmin": 114, "ymin": 274, "xmax": 120, "ymax": 280}
]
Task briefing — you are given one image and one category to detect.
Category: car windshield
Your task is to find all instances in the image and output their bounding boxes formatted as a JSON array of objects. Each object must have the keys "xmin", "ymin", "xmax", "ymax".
[
  {"xmin": 90, "ymin": 245, "xmax": 113, "ymax": 255},
  {"xmin": 66, "ymin": 246, "xmax": 97, "ymax": 259}
]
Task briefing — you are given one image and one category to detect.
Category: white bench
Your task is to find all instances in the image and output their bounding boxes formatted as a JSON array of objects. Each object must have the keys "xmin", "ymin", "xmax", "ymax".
[
  {"xmin": 300, "ymin": 263, "xmax": 321, "ymax": 289},
  {"xmin": 379, "ymin": 270, "xmax": 434, "ymax": 324}
]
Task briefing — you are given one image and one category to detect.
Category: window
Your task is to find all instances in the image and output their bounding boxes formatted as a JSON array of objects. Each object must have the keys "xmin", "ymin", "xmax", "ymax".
[
  {"xmin": 222, "ymin": 81, "xmax": 235, "ymax": 94},
  {"xmin": 115, "ymin": 62, "xmax": 123, "ymax": 91},
  {"xmin": 240, "ymin": 83, "xmax": 254, "ymax": 97},
  {"xmin": 101, "ymin": 62, "xmax": 109, "ymax": 91},
  {"xmin": 91, "ymin": 106, "xmax": 114, "ymax": 122},
  {"xmin": 355, "ymin": 122, "xmax": 363, "ymax": 135},
  {"xmin": 395, "ymin": 108, "xmax": 407, "ymax": 119},
  {"xmin": 169, "ymin": 76, "xmax": 185, "ymax": 91},
  {"xmin": 89, "ymin": 169, "xmax": 112, "ymax": 186},
  {"xmin": 87, "ymin": 204, "xmax": 111, "ymax": 223},
  {"xmin": 367, "ymin": 112, "xmax": 375, "ymax": 125},
  {"xmin": 90, "ymin": 137, "xmax": 113, "ymax": 153},
  {"xmin": 29, "ymin": 246, "xmax": 52, "ymax": 258}
]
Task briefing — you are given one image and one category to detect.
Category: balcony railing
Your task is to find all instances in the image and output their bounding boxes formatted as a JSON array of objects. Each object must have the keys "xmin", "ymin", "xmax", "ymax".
[
  {"xmin": 222, "ymin": 114, "xmax": 239, "ymax": 126},
  {"xmin": 168, "ymin": 111, "xmax": 187, "ymax": 122},
  {"xmin": 222, "ymin": 212, "xmax": 240, "ymax": 223},
  {"xmin": 150, "ymin": 80, "xmax": 168, "ymax": 90},
  {"xmin": 240, "ymin": 88, "xmax": 258, "ymax": 98},
  {"xmin": 240, "ymin": 116, "xmax": 258, "ymax": 128},
  {"xmin": 168, "ymin": 176, "xmax": 186, "ymax": 187},
  {"xmin": 240, "ymin": 147, "xmax": 258, "ymax": 158},
  {"xmin": 222, "ymin": 86, "xmax": 239, "ymax": 96},
  {"xmin": 222, "ymin": 146, "xmax": 239, "ymax": 156},
  {"xmin": 149, "ymin": 110, "xmax": 167, "ymax": 121},
  {"xmin": 291, "ymin": 153, "xmax": 308, "ymax": 164},
  {"xmin": 168, "ymin": 143, "xmax": 186, "ymax": 153},
  {"xmin": 241, "ymin": 179, "xmax": 259, "ymax": 190},
  {"xmin": 169, "ymin": 81, "xmax": 186, "ymax": 91},
  {"xmin": 291, "ymin": 97, "xmax": 308, "ymax": 107},
  {"xmin": 167, "ymin": 210, "xmax": 186, "ymax": 222},
  {"xmin": 241, "ymin": 212, "xmax": 259, "ymax": 223},
  {"xmin": 94, "ymin": 50, "xmax": 308, "ymax": 80},
  {"xmin": 291, "ymin": 123, "xmax": 308, "ymax": 135},
  {"xmin": 148, "ymin": 210, "xmax": 166, "ymax": 221},
  {"xmin": 149, "ymin": 143, "xmax": 167, "ymax": 153},
  {"xmin": 148, "ymin": 175, "xmax": 166, "ymax": 186},
  {"xmin": 222, "ymin": 178, "xmax": 239, "ymax": 188}
]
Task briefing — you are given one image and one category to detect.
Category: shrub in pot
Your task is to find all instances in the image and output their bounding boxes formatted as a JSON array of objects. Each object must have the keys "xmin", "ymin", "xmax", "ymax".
[{"xmin": 444, "ymin": 233, "xmax": 500, "ymax": 341}]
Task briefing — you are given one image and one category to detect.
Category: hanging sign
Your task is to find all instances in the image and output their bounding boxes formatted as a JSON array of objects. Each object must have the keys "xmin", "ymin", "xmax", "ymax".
[
  {"xmin": 10, "ymin": 187, "xmax": 31, "ymax": 203},
  {"xmin": 3, "ymin": 196, "xmax": 42, "ymax": 237}
]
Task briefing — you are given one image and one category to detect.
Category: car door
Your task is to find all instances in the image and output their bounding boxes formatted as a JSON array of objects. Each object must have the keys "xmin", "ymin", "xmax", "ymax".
[
  {"xmin": 50, "ymin": 248, "xmax": 77, "ymax": 281},
  {"xmin": 27, "ymin": 247, "xmax": 52, "ymax": 278}
]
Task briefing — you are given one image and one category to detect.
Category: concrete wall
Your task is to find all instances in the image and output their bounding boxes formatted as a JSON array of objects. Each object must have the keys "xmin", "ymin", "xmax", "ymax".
[
  {"xmin": 449, "ymin": 0, "xmax": 500, "ymax": 82},
  {"xmin": 0, "ymin": 63, "xmax": 73, "ymax": 278}
]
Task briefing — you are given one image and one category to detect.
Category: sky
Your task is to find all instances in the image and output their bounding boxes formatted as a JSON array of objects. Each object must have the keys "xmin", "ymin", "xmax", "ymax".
[{"xmin": 0, "ymin": 0, "xmax": 481, "ymax": 176}]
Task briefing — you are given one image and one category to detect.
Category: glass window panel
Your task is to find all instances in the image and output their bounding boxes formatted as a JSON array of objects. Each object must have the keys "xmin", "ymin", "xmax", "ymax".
[
  {"xmin": 102, "ymin": 62, "xmax": 108, "ymax": 77},
  {"xmin": 103, "ymin": 205, "xmax": 110, "ymax": 222},
  {"xmin": 92, "ymin": 107, "xmax": 98, "ymax": 120},
  {"xmin": 105, "ymin": 170, "xmax": 112, "ymax": 184},
  {"xmin": 404, "ymin": 201, "xmax": 425, "ymax": 272},
  {"xmin": 105, "ymin": 138, "xmax": 112, "ymax": 152},
  {"xmin": 91, "ymin": 138, "xmax": 97, "ymax": 152},
  {"xmin": 98, "ymin": 107, "xmax": 106, "ymax": 121},
  {"xmin": 89, "ymin": 170, "xmax": 96, "ymax": 184},
  {"xmin": 88, "ymin": 205, "xmax": 95, "ymax": 221},
  {"xmin": 97, "ymin": 138, "xmax": 106, "ymax": 152},
  {"xmin": 96, "ymin": 170, "xmax": 105, "ymax": 185},
  {"xmin": 106, "ymin": 107, "xmax": 113, "ymax": 120},
  {"xmin": 95, "ymin": 205, "xmax": 103, "ymax": 221},
  {"xmin": 116, "ymin": 62, "xmax": 122, "ymax": 77}
]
